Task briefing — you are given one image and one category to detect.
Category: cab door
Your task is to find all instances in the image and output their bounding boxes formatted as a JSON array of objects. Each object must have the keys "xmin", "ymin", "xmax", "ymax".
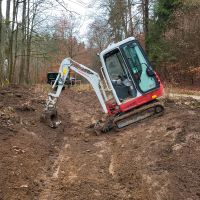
[
  {"xmin": 104, "ymin": 49, "xmax": 137, "ymax": 100},
  {"xmin": 121, "ymin": 41, "xmax": 159, "ymax": 94}
]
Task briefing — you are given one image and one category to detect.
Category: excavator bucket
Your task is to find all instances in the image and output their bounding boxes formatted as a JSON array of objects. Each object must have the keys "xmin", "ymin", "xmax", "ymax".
[{"xmin": 40, "ymin": 108, "xmax": 61, "ymax": 128}]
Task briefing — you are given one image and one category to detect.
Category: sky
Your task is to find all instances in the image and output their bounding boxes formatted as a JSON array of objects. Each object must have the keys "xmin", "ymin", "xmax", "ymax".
[
  {"xmin": 63, "ymin": 0, "xmax": 95, "ymax": 37},
  {"xmin": 1, "ymin": 0, "xmax": 96, "ymax": 39},
  {"xmin": 2, "ymin": 0, "xmax": 92, "ymax": 16}
]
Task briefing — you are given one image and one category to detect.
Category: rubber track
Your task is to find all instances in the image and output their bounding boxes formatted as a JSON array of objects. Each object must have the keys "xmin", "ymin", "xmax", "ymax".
[{"xmin": 114, "ymin": 101, "xmax": 164, "ymax": 129}]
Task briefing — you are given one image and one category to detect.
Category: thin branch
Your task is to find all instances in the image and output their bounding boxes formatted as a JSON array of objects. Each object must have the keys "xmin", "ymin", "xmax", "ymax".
[{"xmin": 55, "ymin": 0, "xmax": 80, "ymax": 15}]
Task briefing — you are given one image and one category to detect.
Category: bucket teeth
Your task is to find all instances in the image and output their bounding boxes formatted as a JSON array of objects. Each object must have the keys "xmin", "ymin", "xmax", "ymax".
[{"xmin": 40, "ymin": 109, "xmax": 61, "ymax": 128}]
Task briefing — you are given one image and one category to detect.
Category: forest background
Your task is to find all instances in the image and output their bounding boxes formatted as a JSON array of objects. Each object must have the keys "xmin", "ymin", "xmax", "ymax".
[{"xmin": 0, "ymin": 0, "xmax": 199, "ymax": 87}]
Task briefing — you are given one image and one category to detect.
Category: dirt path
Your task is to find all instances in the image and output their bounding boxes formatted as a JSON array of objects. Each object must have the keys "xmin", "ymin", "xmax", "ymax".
[
  {"xmin": 0, "ymin": 86, "xmax": 200, "ymax": 200},
  {"xmin": 169, "ymin": 93, "xmax": 200, "ymax": 100}
]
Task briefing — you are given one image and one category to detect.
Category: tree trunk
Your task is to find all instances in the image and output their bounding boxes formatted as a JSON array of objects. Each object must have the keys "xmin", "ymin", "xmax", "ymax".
[
  {"xmin": 0, "ymin": 0, "xmax": 2, "ymax": 85},
  {"xmin": 0, "ymin": 0, "xmax": 2, "ymax": 46},
  {"xmin": 13, "ymin": 22, "xmax": 18, "ymax": 83},
  {"xmin": 19, "ymin": 0, "xmax": 26, "ymax": 84},
  {"xmin": 8, "ymin": 0, "xmax": 17, "ymax": 83},
  {"xmin": 128, "ymin": 0, "xmax": 134, "ymax": 36},
  {"xmin": 5, "ymin": 0, "xmax": 11, "ymax": 57},
  {"xmin": 6, "ymin": 0, "xmax": 11, "ymax": 23},
  {"xmin": 143, "ymin": 0, "xmax": 149, "ymax": 53},
  {"xmin": 25, "ymin": 0, "xmax": 30, "ymax": 84}
]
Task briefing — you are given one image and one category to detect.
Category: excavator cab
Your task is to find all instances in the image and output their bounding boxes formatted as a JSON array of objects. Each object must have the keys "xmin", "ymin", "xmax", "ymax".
[{"xmin": 100, "ymin": 37, "xmax": 163, "ymax": 117}]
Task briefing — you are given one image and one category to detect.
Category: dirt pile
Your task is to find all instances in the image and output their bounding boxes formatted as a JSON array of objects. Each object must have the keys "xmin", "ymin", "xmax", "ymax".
[{"xmin": 0, "ymin": 85, "xmax": 200, "ymax": 200}]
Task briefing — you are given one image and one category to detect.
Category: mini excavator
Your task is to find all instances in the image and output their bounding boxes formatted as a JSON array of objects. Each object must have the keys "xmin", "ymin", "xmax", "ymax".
[{"xmin": 42, "ymin": 37, "xmax": 164, "ymax": 132}]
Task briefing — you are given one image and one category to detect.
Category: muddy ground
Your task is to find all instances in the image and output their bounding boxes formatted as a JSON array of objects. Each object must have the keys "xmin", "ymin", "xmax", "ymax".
[{"xmin": 0, "ymin": 85, "xmax": 200, "ymax": 200}]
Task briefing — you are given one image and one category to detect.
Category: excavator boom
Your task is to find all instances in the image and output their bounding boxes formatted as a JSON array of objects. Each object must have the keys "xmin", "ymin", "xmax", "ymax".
[{"xmin": 41, "ymin": 58, "xmax": 109, "ymax": 128}]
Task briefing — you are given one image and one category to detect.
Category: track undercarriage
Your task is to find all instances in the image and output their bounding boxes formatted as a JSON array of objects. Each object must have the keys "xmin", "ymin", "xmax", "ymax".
[{"xmin": 93, "ymin": 100, "xmax": 164, "ymax": 134}]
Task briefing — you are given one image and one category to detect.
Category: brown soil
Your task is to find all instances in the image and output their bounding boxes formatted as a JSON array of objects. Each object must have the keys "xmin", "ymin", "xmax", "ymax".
[{"xmin": 0, "ymin": 85, "xmax": 200, "ymax": 200}]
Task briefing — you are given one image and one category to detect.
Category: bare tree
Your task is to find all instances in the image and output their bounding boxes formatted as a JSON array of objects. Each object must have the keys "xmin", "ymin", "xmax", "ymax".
[
  {"xmin": 0, "ymin": 0, "xmax": 2, "ymax": 84},
  {"xmin": 5, "ymin": 0, "xmax": 11, "ymax": 30},
  {"xmin": 8, "ymin": 0, "xmax": 19, "ymax": 82},
  {"xmin": 19, "ymin": 0, "xmax": 27, "ymax": 84},
  {"xmin": 25, "ymin": 0, "xmax": 40, "ymax": 84},
  {"xmin": 128, "ymin": 0, "xmax": 134, "ymax": 36},
  {"xmin": 88, "ymin": 18, "xmax": 111, "ymax": 51},
  {"xmin": 142, "ymin": 0, "xmax": 149, "ymax": 52},
  {"xmin": 53, "ymin": 14, "xmax": 81, "ymax": 58}
]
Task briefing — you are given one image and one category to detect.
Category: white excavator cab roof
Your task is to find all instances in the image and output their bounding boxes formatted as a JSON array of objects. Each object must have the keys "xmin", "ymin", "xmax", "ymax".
[{"xmin": 100, "ymin": 37, "xmax": 136, "ymax": 57}]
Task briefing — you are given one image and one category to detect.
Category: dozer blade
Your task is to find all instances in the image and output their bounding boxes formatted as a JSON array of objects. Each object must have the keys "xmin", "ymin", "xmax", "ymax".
[
  {"xmin": 114, "ymin": 101, "xmax": 164, "ymax": 129},
  {"xmin": 40, "ymin": 108, "xmax": 61, "ymax": 128}
]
